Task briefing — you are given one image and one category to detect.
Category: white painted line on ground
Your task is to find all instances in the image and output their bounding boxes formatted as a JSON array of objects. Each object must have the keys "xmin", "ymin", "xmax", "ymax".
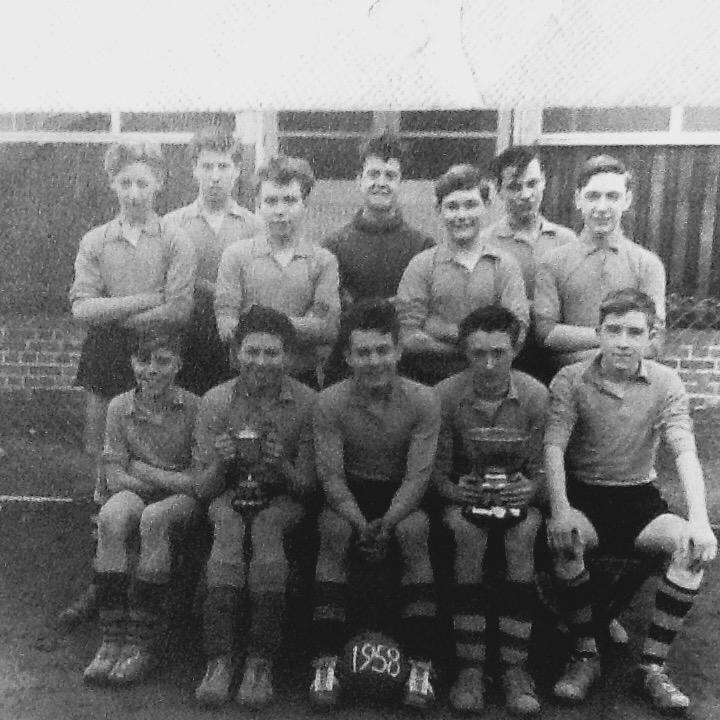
[{"xmin": 0, "ymin": 495, "xmax": 74, "ymax": 503}]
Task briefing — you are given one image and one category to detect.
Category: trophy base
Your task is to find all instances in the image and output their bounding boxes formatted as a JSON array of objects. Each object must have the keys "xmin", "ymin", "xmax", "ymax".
[{"xmin": 462, "ymin": 504, "xmax": 527, "ymax": 526}]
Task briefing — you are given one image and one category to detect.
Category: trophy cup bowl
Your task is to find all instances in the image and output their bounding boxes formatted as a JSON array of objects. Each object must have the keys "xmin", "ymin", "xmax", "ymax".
[
  {"xmin": 230, "ymin": 427, "xmax": 267, "ymax": 513},
  {"xmin": 461, "ymin": 426, "xmax": 531, "ymax": 524},
  {"xmin": 465, "ymin": 427, "xmax": 530, "ymax": 473}
]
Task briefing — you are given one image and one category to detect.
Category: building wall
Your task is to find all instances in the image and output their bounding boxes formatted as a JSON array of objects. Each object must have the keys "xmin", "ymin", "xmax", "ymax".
[{"xmin": 2, "ymin": 317, "xmax": 718, "ymax": 405}]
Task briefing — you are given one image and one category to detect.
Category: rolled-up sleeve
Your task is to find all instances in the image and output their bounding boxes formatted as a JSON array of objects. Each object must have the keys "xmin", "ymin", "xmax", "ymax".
[
  {"xmin": 69, "ymin": 232, "xmax": 104, "ymax": 303},
  {"xmin": 103, "ymin": 398, "xmax": 129, "ymax": 467},
  {"xmin": 192, "ymin": 391, "xmax": 225, "ymax": 469},
  {"xmin": 640, "ymin": 253, "xmax": 667, "ymax": 329},
  {"xmin": 309, "ymin": 250, "xmax": 341, "ymax": 336},
  {"xmin": 313, "ymin": 395, "xmax": 355, "ymax": 510},
  {"xmin": 431, "ymin": 394, "xmax": 454, "ymax": 490},
  {"xmin": 214, "ymin": 243, "xmax": 246, "ymax": 320},
  {"xmin": 497, "ymin": 257, "xmax": 530, "ymax": 327},
  {"xmin": 545, "ymin": 368, "xmax": 578, "ymax": 450},
  {"xmin": 405, "ymin": 387, "xmax": 441, "ymax": 488},
  {"xmin": 395, "ymin": 252, "xmax": 432, "ymax": 339},
  {"xmin": 660, "ymin": 373, "xmax": 697, "ymax": 457},
  {"xmin": 163, "ymin": 227, "xmax": 196, "ymax": 319},
  {"xmin": 533, "ymin": 259, "xmax": 562, "ymax": 343}
]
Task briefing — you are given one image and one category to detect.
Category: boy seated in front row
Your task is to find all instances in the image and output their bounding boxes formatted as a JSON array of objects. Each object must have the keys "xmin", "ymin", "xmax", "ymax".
[
  {"xmin": 433, "ymin": 305, "xmax": 548, "ymax": 717},
  {"xmin": 83, "ymin": 332, "xmax": 202, "ymax": 686},
  {"xmin": 545, "ymin": 288, "xmax": 717, "ymax": 713},
  {"xmin": 309, "ymin": 300, "xmax": 441, "ymax": 710},
  {"xmin": 192, "ymin": 305, "xmax": 317, "ymax": 709}
]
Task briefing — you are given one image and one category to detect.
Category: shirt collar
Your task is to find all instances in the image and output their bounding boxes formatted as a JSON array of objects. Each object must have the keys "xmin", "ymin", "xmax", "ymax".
[
  {"xmin": 436, "ymin": 240, "xmax": 501, "ymax": 265},
  {"xmin": 350, "ymin": 375, "xmax": 405, "ymax": 406},
  {"xmin": 106, "ymin": 214, "xmax": 162, "ymax": 245},
  {"xmin": 231, "ymin": 375, "xmax": 295, "ymax": 403},
  {"xmin": 252, "ymin": 233, "xmax": 313, "ymax": 258},
  {"xmin": 579, "ymin": 228, "xmax": 624, "ymax": 254},
  {"xmin": 582, "ymin": 353, "xmax": 651, "ymax": 395},
  {"xmin": 190, "ymin": 197, "xmax": 252, "ymax": 220},
  {"xmin": 126, "ymin": 387, "xmax": 186, "ymax": 423}
]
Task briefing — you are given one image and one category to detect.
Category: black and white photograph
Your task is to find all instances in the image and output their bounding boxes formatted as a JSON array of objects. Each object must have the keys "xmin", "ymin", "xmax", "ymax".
[{"xmin": 1, "ymin": 1, "xmax": 719, "ymax": 718}]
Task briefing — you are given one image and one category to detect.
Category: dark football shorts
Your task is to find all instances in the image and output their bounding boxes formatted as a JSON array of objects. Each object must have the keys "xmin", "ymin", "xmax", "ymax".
[{"xmin": 567, "ymin": 480, "xmax": 670, "ymax": 556}]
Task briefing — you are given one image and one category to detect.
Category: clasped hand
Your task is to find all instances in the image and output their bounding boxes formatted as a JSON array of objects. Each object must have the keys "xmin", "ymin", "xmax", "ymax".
[{"xmin": 357, "ymin": 519, "xmax": 391, "ymax": 563}]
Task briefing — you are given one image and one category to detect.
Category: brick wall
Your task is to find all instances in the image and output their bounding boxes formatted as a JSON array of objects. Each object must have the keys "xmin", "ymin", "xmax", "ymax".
[
  {"xmin": 2, "ymin": 318, "xmax": 720, "ymax": 403},
  {"xmin": 0, "ymin": 317, "xmax": 83, "ymax": 390},
  {"xmin": 663, "ymin": 329, "xmax": 720, "ymax": 406}
]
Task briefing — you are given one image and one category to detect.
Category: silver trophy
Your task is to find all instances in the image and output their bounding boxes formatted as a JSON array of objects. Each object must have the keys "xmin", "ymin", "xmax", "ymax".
[
  {"xmin": 230, "ymin": 426, "xmax": 267, "ymax": 513},
  {"xmin": 460, "ymin": 426, "xmax": 530, "ymax": 524}
]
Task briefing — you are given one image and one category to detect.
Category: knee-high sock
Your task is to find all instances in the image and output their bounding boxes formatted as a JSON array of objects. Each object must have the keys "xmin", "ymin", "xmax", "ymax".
[
  {"xmin": 95, "ymin": 571, "xmax": 128, "ymax": 643},
  {"xmin": 248, "ymin": 591, "xmax": 285, "ymax": 659},
  {"xmin": 127, "ymin": 579, "xmax": 168, "ymax": 651},
  {"xmin": 452, "ymin": 584, "xmax": 487, "ymax": 670},
  {"xmin": 399, "ymin": 582, "xmax": 437, "ymax": 661},
  {"xmin": 498, "ymin": 581, "xmax": 536, "ymax": 668},
  {"xmin": 641, "ymin": 573, "xmax": 700, "ymax": 667},
  {"xmin": 558, "ymin": 569, "xmax": 597, "ymax": 657},
  {"xmin": 203, "ymin": 585, "xmax": 243, "ymax": 659},
  {"xmin": 312, "ymin": 581, "xmax": 348, "ymax": 658}
]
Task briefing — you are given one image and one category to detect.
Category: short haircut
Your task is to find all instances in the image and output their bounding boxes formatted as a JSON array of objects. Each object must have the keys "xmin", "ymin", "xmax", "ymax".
[
  {"xmin": 254, "ymin": 155, "xmax": 315, "ymax": 200},
  {"xmin": 359, "ymin": 129, "xmax": 406, "ymax": 170},
  {"xmin": 340, "ymin": 298, "xmax": 400, "ymax": 352},
  {"xmin": 576, "ymin": 154, "xmax": 632, "ymax": 191},
  {"xmin": 234, "ymin": 304, "xmax": 297, "ymax": 350},
  {"xmin": 458, "ymin": 304, "xmax": 522, "ymax": 347},
  {"xmin": 189, "ymin": 126, "xmax": 243, "ymax": 166},
  {"xmin": 434, "ymin": 164, "xmax": 493, "ymax": 206},
  {"xmin": 104, "ymin": 142, "xmax": 165, "ymax": 182},
  {"xmin": 599, "ymin": 288, "xmax": 656, "ymax": 327},
  {"xmin": 490, "ymin": 145, "xmax": 543, "ymax": 188},
  {"xmin": 130, "ymin": 329, "xmax": 182, "ymax": 361}
]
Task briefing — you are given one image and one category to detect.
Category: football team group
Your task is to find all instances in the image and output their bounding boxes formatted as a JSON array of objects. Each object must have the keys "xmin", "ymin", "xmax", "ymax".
[{"xmin": 62, "ymin": 126, "xmax": 717, "ymax": 716}]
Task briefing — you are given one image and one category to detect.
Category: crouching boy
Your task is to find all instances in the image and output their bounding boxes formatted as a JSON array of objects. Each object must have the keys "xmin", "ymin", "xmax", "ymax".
[
  {"xmin": 433, "ymin": 305, "xmax": 548, "ymax": 716},
  {"xmin": 545, "ymin": 289, "xmax": 717, "ymax": 713},
  {"xmin": 83, "ymin": 332, "xmax": 201, "ymax": 685}
]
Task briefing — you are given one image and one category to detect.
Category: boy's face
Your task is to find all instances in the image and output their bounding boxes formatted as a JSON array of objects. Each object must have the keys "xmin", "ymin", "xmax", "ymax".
[
  {"xmin": 193, "ymin": 149, "xmax": 240, "ymax": 206},
  {"xmin": 358, "ymin": 155, "xmax": 401, "ymax": 213},
  {"xmin": 500, "ymin": 158, "xmax": 545, "ymax": 222},
  {"xmin": 110, "ymin": 162, "xmax": 161, "ymax": 221},
  {"xmin": 131, "ymin": 347, "xmax": 180, "ymax": 397},
  {"xmin": 438, "ymin": 186, "xmax": 487, "ymax": 247},
  {"xmin": 235, "ymin": 332, "xmax": 286, "ymax": 388},
  {"xmin": 345, "ymin": 329, "xmax": 400, "ymax": 392},
  {"xmin": 465, "ymin": 329, "xmax": 516, "ymax": 390},
  {"xmin": 597, "ymin": 310, "xmax": 653, "ymax": 375},
  {"xmin": 575, "ymin": 171, "xmax": 632, "ymax": 237},
  {"xmin": 257, "ymin": 179, "xmax": 306, "ymax": 242}
]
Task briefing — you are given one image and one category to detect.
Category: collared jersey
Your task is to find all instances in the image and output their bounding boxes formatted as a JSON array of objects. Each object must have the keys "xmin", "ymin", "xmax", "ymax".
[
  {"xmin": 103, "ymin": 387, "xmax": 200, "ymax": 472},
  {"xmin": 322, "ymin": 209, "xmax": 435, "ymax": 303},
  {"xmin": 395, "ymin": 242, "xmax": 530, "ymax": 335},
  {"xmin": 479, "ymin": 214, "xmax": 577, "ymax": 298},
  {"xmin": 534, "ymin": 231, "xmax": 666, "ymax": 365},
  {"xmin": 162, "ymin": 199, "xmax": 262, "ymax": 287},
  {"xmin": 214, "ymin": 234, "xmax": 340, "ymax": 372},
  {"xmin": 432, "ymin": 369, "xmax": 548, "ymax": 489},
  {"xmin": 314, "ymin": 377, "xmax": 440, "ymax": 500},
  {"xmin": 69, "ymin": 214, "xmax": 196, "ymax": 314},
  {"xmin": 192, "ymin": 375, "xmax": 317, "ymax": 496},
  {"xmin": 545, "ymin": 355, "xmax": 696, "ymax": 486}
]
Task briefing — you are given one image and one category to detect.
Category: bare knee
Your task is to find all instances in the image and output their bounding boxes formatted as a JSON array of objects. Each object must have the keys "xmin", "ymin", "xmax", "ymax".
[
  {"xmin": 318, "ymin": 509, "xmax": 353, "ymax": 553},
  {"xmin": 395, "ymin": 511, "xmax": 430, "ymax": 551}
]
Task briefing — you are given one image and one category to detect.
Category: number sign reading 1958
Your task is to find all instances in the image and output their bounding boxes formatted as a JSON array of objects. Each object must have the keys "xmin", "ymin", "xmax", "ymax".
[{"xmin": 351, "ymin": 642, "xmax": 402, "ymax": 678}]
